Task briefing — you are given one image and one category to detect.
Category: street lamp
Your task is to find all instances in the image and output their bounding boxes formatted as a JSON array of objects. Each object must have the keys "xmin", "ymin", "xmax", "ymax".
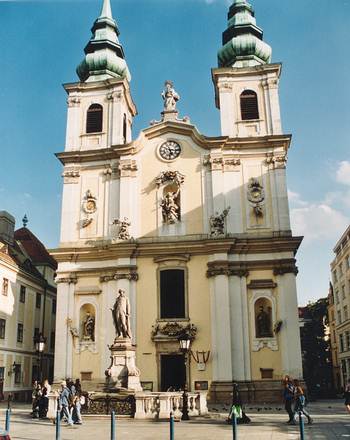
[
  {"xmin": 33, "ymin": 333, "xmax": 46, "ymax": 383},
  {"xmin": 178, "ymin": 332, "xmax": 191, "ymax": 421}
]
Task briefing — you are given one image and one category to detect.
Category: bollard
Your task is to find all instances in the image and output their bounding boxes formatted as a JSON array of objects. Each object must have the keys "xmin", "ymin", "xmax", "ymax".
[
  {"xmin": 298, "ymin": 411, "xmax": 305, "ymax": 440},
  {"xmin": 232, "ymin": 411, "xmax": 237, "ymax": 440},
  {"xmin": 170, "ymin": 412, "xmax": 175, "ymax": 440},
  {"xmin": 111, "ymin": 410, "xmax": 116, "ymax": 440},
  {"xmin": 55, "ymin": 409, "xmax": 61, "ymax": 440},
  {"xmin": 5, "ymin": 408, "xmax": 11, "ymax": 433}
]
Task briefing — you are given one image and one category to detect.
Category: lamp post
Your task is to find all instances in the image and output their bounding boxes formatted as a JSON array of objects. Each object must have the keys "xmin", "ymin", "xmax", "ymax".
[
  {"xmin": 178, "ymin": 333, "xmax": 191, "ymax": 421},
  {"xmin": 33, "ymin": 333, "xmax": 46, "ymax": 383}
]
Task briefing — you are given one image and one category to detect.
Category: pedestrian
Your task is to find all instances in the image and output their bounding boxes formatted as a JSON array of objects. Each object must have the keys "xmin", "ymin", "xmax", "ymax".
[
  {"xmin": 31, "ymin": 383, "xmax": 42, "ymax": 419},
  {"xmin": 72, "ymin": 392, "xmax": 84, "ymax": 425},
  {"xmin": 344, "ymin": 379, "xmax": 350, "ymax": 414},
  {"xmin": 283, "ymin": 376, "xmax": 296, "ymax": 424},
  {"xmin": 227, "ymin": 383, "xmax": 251, "ymax": 425},
  {"xmin": 59, "ymin": 381, "xmax": 73, "ymax": 426},
  {"xmin": 293, "ymin": 379, "xmax": 313, "ymax": 424},
  {"xmin": 74, "ymin": 378, "xmax": 82, "ymax": 395}
]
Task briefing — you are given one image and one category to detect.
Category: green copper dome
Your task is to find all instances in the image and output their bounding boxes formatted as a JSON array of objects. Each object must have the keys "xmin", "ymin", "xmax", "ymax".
[
  {"xmin": 218, "ymin": 0, "xmax": 272, "ymax": 68},
  {"xmin": 77, "ymin": 0, "xmax": 131, "ymax": 83}
]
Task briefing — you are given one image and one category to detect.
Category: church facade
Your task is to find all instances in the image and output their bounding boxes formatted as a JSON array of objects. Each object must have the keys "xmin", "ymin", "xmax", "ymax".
[{"xmin": 52, "ymin": 0, "xmax": 303, "ymax": 402}]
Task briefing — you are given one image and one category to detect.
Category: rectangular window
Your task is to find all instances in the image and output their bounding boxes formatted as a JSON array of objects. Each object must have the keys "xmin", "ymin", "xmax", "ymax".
[
  {"xmin": 344, "ymin": 305, "xmax": 348, "ymax": 321},
  {"xmin": 342, "ymin": 285, "xmax": 346, "ymax": 299},
  {"xmin": 333, "ymin": 270, "xmax": 338, "ymax": 283},
  {"xmin": 50, "ymin": 331, "xmax": 55, "ymax": 350},
  {"xmin": 346, "ymin": 256, "xmax": 350, "ymax": 270},
  {"xmin": 338, "ymin": 310, "xmax": 342, "ymax": 324},
  {"xmin": 52, "ymin": 299, "xmax": 56, "ymax": 315},
  {"xmin": 0, "ymin": 367, "xmax": 4, "ymax": 381},
  {"xmin": 336, "ymin": 291, "xmax": 340, "ymax": 304},
  {"xmin": 340, "ymin": 334, "xmax": 345, "ymax": 352},
  {"xmin": 2, "ymin": 278, "xmax": 8, "ymax": 296},
  {"xmin": 33, "ymin": 327, "xmax": 39, "ymax": 345},
  {"xmin": 36, "ymin": 293, "xmax": 41, "ymax": 309},
  {"xmin": 19, "ymin": 285, "xmax": 26, "ymax": 303},
  {"xmin": 346, "ymin": 331, "xmax": 350, "ymax": 350},
  {"xmin": 17, "ymin": 323, "xmax": 23, "ymax": 343},
  {"xmin": 339, "ymin": 263, "xmax": 343, "ymax": 277},
  {"xmin": 14, "ymin": 364, "xmax": 21, "ymax": 384},
  {"xmin": 160, "ymin": 269, "xmax": 186, "ymax": 319},
  {"xmin": 0, "ymin": 319, "xmax": 5, "ymax": 339}
]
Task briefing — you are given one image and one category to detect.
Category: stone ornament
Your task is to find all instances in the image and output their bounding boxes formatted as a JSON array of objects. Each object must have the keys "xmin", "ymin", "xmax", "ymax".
[
  {"xmin": 247, "ymin": 178, "xmax": 265, "ymax": 217},
  {"xmin": 155, "ymin": 170, "xmax": 185, "ymax": 188},
  {"xmin": 111, "ymin": 289, "xmax": 132, "ymax": 340},
  {"xmin": 112, "ymin": 217, "xmax": 131, "ymax": 240},
  {"xmin": 209, "ymin": 207, "xmax": 231, "ymax": 237},
  {"xmin": 151, "ymin": 321, "xmax": 197, "ymax": 341},
  {"xmin": 81, "ymin": 190, "xmax": 97, "ymax": 229},
  {"xmin": 266, "ymin": 154, "xmax": 287, "ymax": 169},
  {"xmin": 162, "ymin": 80, "xmax": 180, "ymax": 112},
  {"xmin": 160, "ymin": 189, "xmax": 180, "ymax": 224}
]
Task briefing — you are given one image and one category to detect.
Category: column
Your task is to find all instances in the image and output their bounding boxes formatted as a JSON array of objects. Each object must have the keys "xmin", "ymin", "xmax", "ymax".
[
  {"xmin": 65, "ymin": 96, "xmax": 81, "ymax": 151},
  {"xmin": 277, "ymin": 273, "xmax": 303, "ymax": 378},
  {"xmin": 210, "ymin": 274, "xmax": 233, "ymax": 381},
  {"xmin": 110, "ymin": 90, "xmax": 123, "ymax": 145},
  {"xmin": 267, "ymin": 79, "xmax": 282, "ymax": 135},
  {"xmin": 217, "ymin": 82, "xmax": 236, "ymax": 137},
  {"xmin": 240, "ymin": 276, "xmax": 252, "ymax": 381},
  {"xmin": 229, "ymin": 276, "xmax": 245, "ymax": 380}
]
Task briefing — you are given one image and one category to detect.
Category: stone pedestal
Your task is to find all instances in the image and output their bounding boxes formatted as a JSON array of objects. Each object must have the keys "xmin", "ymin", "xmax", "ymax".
[{"xmin": 105, "ymin": 338, "xmax": 142, "ymax": 392}]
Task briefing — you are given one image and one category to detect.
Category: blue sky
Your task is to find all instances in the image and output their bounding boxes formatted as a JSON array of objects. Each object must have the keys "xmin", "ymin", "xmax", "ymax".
[{"xmin": 0, "ymin": 0, "xmax": 349, "ymax": 305}]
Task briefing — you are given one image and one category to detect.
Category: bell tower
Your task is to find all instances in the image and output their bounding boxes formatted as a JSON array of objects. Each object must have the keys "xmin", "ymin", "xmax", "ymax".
[
  {"xmin": 212, "ymin": 0, "xmax": 282, "ymax": 138},
  {"xmin": 64, "ymin": 0, "xmax": 137, "ymax": 153}
]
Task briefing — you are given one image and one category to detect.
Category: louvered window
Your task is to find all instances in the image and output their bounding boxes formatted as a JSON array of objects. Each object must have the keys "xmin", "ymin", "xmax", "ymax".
[
  {"xmin": 240, "ymin": 90, "xmax": 259, "ymax": 120},
  {"xmin": 86, "ymin": 104, "xmax": 103, "ymax": 133}
]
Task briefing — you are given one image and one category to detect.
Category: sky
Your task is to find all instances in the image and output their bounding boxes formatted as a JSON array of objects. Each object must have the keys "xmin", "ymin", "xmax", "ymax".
[{"xmin": 0, "ymin": 0, "xmax": 349, "ymax": 305}]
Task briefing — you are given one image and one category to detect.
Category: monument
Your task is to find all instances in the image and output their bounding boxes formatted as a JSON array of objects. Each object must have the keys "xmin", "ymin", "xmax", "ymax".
[{"xmin": 105, "ymin": 289, "xmax": 142, "ymax": 392}]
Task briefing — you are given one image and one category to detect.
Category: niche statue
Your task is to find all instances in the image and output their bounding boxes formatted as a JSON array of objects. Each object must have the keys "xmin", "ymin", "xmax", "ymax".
[
  {"xmin": 83, "ymin": 312, "xmax": 95, "ymax": 341},
  {"xmin": 111, "ymin": 289, "xmax": 132, "ymax": 339},
  {"xmin": 256, "ymin": 305, "xmax": 272, "ymax": 338}
]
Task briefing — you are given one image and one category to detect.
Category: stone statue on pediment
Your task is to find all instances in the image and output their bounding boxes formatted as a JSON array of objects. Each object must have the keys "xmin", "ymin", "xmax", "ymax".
[
  {"xmin": 111, "ymin": 289, "xmax": 132, "ymax": 339},
  {"xmin": 162, "ymin": 80, "xmax": 180, "ymax": 111}
]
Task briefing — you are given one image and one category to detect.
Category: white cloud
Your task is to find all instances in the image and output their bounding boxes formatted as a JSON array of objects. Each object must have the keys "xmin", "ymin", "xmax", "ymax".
[
  {"xmin": 288, "ymin": 190, "xmax": 308, "ymax": 207},
  {"xmin": 336, "ymin": 161, "xmax": 350, "ymax": 186}
]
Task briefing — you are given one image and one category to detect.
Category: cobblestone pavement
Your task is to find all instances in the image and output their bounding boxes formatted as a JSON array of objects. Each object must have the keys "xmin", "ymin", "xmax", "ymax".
[{"xmin": 0, "ymin": 401, "xmax": 349, "ymax": 439}]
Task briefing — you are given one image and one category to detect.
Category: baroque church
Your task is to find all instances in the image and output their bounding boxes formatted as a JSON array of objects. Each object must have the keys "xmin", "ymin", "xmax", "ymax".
[{"xmin": 52, "ymin": 0, "xmax": 303, "ymax": 402}]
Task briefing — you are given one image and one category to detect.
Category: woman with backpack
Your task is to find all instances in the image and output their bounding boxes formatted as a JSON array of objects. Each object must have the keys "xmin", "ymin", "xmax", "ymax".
[{"xmin": 293, "ymin": 379, "xmax": 313, "ymax": 424}]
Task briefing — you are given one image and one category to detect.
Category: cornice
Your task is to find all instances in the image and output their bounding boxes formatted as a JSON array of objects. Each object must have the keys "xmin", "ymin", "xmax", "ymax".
[{"xmin": 50, "ymin": 234, "xmax": 302, "ymax": 263}]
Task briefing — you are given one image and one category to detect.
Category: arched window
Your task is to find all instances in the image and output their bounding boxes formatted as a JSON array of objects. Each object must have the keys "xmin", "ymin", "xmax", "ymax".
[
  {"xmin": 159, "ymin": 269, "xmax": 185, "ymax": 319},
  {"xmin": 240, "ymin": 90, "xmax": 259, "ymax": 120},
  {"xmin": 123, "ymin": 114, "xmax": 127, "ymax": 144},
  {"xmin": 86, "ymin": 104, "xmax": 103, "ymax": 133}
]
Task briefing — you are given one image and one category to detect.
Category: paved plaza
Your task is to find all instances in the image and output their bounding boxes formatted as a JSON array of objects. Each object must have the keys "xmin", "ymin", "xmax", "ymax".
[{"xmin": 0, "ymin": 401, "xmax": 349, "ymax": 439}]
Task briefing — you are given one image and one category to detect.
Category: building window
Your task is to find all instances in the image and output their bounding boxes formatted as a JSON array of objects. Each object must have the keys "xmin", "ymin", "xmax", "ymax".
[
  {"xmin": 333, "ymin": 270, "xmax": 338, "ymax": 283},
  {"xmin": 33, "ymin": 327, "xmax": 39, "ymax": 346},
  {"xmin": 346, "ymin": 331, "xmax": 350, "ymax": 350},
  {"xmin": 50, "ymin": 331, "xmax": 55, "ymax": 350},
  {"xmin": 19, "ymin": 286, "xmax": 26, "ymax": 303},
  {"xmin": 342, "ymin": 285, "xmax": 346, "ymax": 299},
  {"xmin": 52, "ymin": 299, "xmax": 56, "ymax": 315},
  {"xmin": 0, "ymin": 319, "xmax": 5, "ymax": 339},
  {"xmin": 160, "ymin": 269, "xmax": 186, "ymax": 319},
  {"xmin": 2, "ymin": 278, "xmax": 8, "ymax": 296},
  {"xmin": 339, "ymin": 263, "xmax": 343, "ymax": 277},
  {"xmin": 338, "ymin": 310, "xmax": 342, "ymax": 324},
  {"xmin": 340, "ymin": 334, "xmax": 345, "ymax": 352},
  {"xmin": 17, "ymin": 323, "xmax": 23, "ymax": 343},
  {"xmin": 344, "ymin": 305, "xmax": 348, "ymax": 321},
  {"xmin": 14, "ymin": 364, "xmax": 21, "ymax": 384},
  {"xmin": 36, "ymin": 293, "xmax": 41, "ymax": 309},
  {"xmin": 346, "ymin": 256, "xmax": 350, "ymax": 270},
  {"xmin": 240, "ymin": 90, "xmax": 259, "ymax": 120},
  {"xmin": 86, "ymin": 104, "xmax": 103, "ymax": 133},
  {"xmin": 0, "ymin": 367, "xmax": 4, "ymax": 381},
  {"xmin": 336, "ymin": 291, "xmax": 340, "ymax": 304}
]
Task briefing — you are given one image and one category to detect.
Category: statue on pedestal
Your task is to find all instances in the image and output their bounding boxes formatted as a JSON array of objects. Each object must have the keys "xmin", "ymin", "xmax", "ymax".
[
  {"xmin": 111, "ymin": 289, "xmax": 132, "ymax": 339},
  {"xmin": 83, "ymin": 312, "xmax": 95, "ymax": 341},
  {"xmin": 162, "ymin": 80, "xmax": 180, "ymax": 111}
]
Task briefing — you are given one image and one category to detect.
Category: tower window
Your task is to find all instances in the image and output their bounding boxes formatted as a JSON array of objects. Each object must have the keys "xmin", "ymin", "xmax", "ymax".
[
  {"xmin": 240, "ymin": 90, "xmax": 259, "ymax": 120},
  {"xmin": 160, "ymin": 269, "xmax": 186, "ymax": 319},
  {"xmin": 86, "ymin": 104, "xmax": 103, "ymax": 133}
]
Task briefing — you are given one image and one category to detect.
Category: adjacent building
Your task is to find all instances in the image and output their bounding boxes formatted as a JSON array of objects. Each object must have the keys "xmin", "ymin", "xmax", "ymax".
[
  {"xmin": 328, "ymin": 282, "xmax": 341, "ymax": 391},
  {"xmin": 330, "ymin": 225, "xmax": 350, "ymax": 389},
  {"xmin": 0, "ymin": 211, "xmax": 57, "ymax": 401},
  {"xmin": 51, "ymin": 0, "xmax": 303, "ymax": 402}
]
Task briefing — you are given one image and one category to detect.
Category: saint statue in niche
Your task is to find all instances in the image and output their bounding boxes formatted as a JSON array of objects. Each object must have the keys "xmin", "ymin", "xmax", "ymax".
[
  {"xmin": 161, "ymin": 80, "xmax": 180, "ymax": 111},
  {"xmin": 160, "ymin": 188, "xmax": 180, "ymax": 224},
  {"xmin": 83, "ymin": 312, "xmax": 95, "ymax": 341},
  {"xmin": 256, "ymin": 305, "xmax": 272, "ymax": 338},
  {"xmin": 111, "ymin": 289, "xmax": 132, "ymax": 339}
]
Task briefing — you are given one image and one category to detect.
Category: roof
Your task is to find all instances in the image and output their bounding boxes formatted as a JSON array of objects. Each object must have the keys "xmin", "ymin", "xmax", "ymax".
[{"xmin": 14, "ymin": 227, "xmax": 57, "ymax": 270}]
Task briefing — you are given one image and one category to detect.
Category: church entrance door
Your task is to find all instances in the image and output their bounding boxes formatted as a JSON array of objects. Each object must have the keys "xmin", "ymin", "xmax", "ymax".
[{"xmin": 160, "ymin": 354, "xmax": 185, "ymax": 391}]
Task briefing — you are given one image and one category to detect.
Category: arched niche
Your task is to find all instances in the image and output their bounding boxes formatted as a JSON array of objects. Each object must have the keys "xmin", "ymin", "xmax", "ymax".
[
  {"xmin": 80, "ymin": 303, "xmax": 96, "ymax": 342},
  {"xmin": 254, "ymin": 297, "xmax": 273, "ymax": 338},
  {"xmin": 161, "ymin": 183, "xmax": 181, "ymax": 224}
]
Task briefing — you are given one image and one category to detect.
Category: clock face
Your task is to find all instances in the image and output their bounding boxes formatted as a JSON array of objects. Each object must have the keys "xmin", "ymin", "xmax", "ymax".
[{"xmin": 159, "ymin": 141, "xmax": 181, "ymax": 161}]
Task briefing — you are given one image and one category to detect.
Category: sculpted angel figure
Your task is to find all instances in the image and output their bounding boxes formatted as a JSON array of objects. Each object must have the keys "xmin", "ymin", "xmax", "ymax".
[
  {"xmin": 111, "ymin": 289, "xmax": 132, "ymax": 339},
  {"xmin": 161, "ymin": 80, "xmax": 180, "ymax": 111}
]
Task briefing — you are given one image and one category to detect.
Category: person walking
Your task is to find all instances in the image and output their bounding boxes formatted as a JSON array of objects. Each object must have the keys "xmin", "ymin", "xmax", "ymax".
[
  {"xmin": 344, "ymin": 379, "xmax": 350, "ymax": 414},
  {"xmin": 59, "ymin": 381, "xmax": 73, "ymax": 426},
  {"xmin": 293, "ymin": 379, "xmax": 313, "ymax": 424},
  {"xmin": 283, "ymin": 376, "xmax": 296, "ymax": 424}
]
